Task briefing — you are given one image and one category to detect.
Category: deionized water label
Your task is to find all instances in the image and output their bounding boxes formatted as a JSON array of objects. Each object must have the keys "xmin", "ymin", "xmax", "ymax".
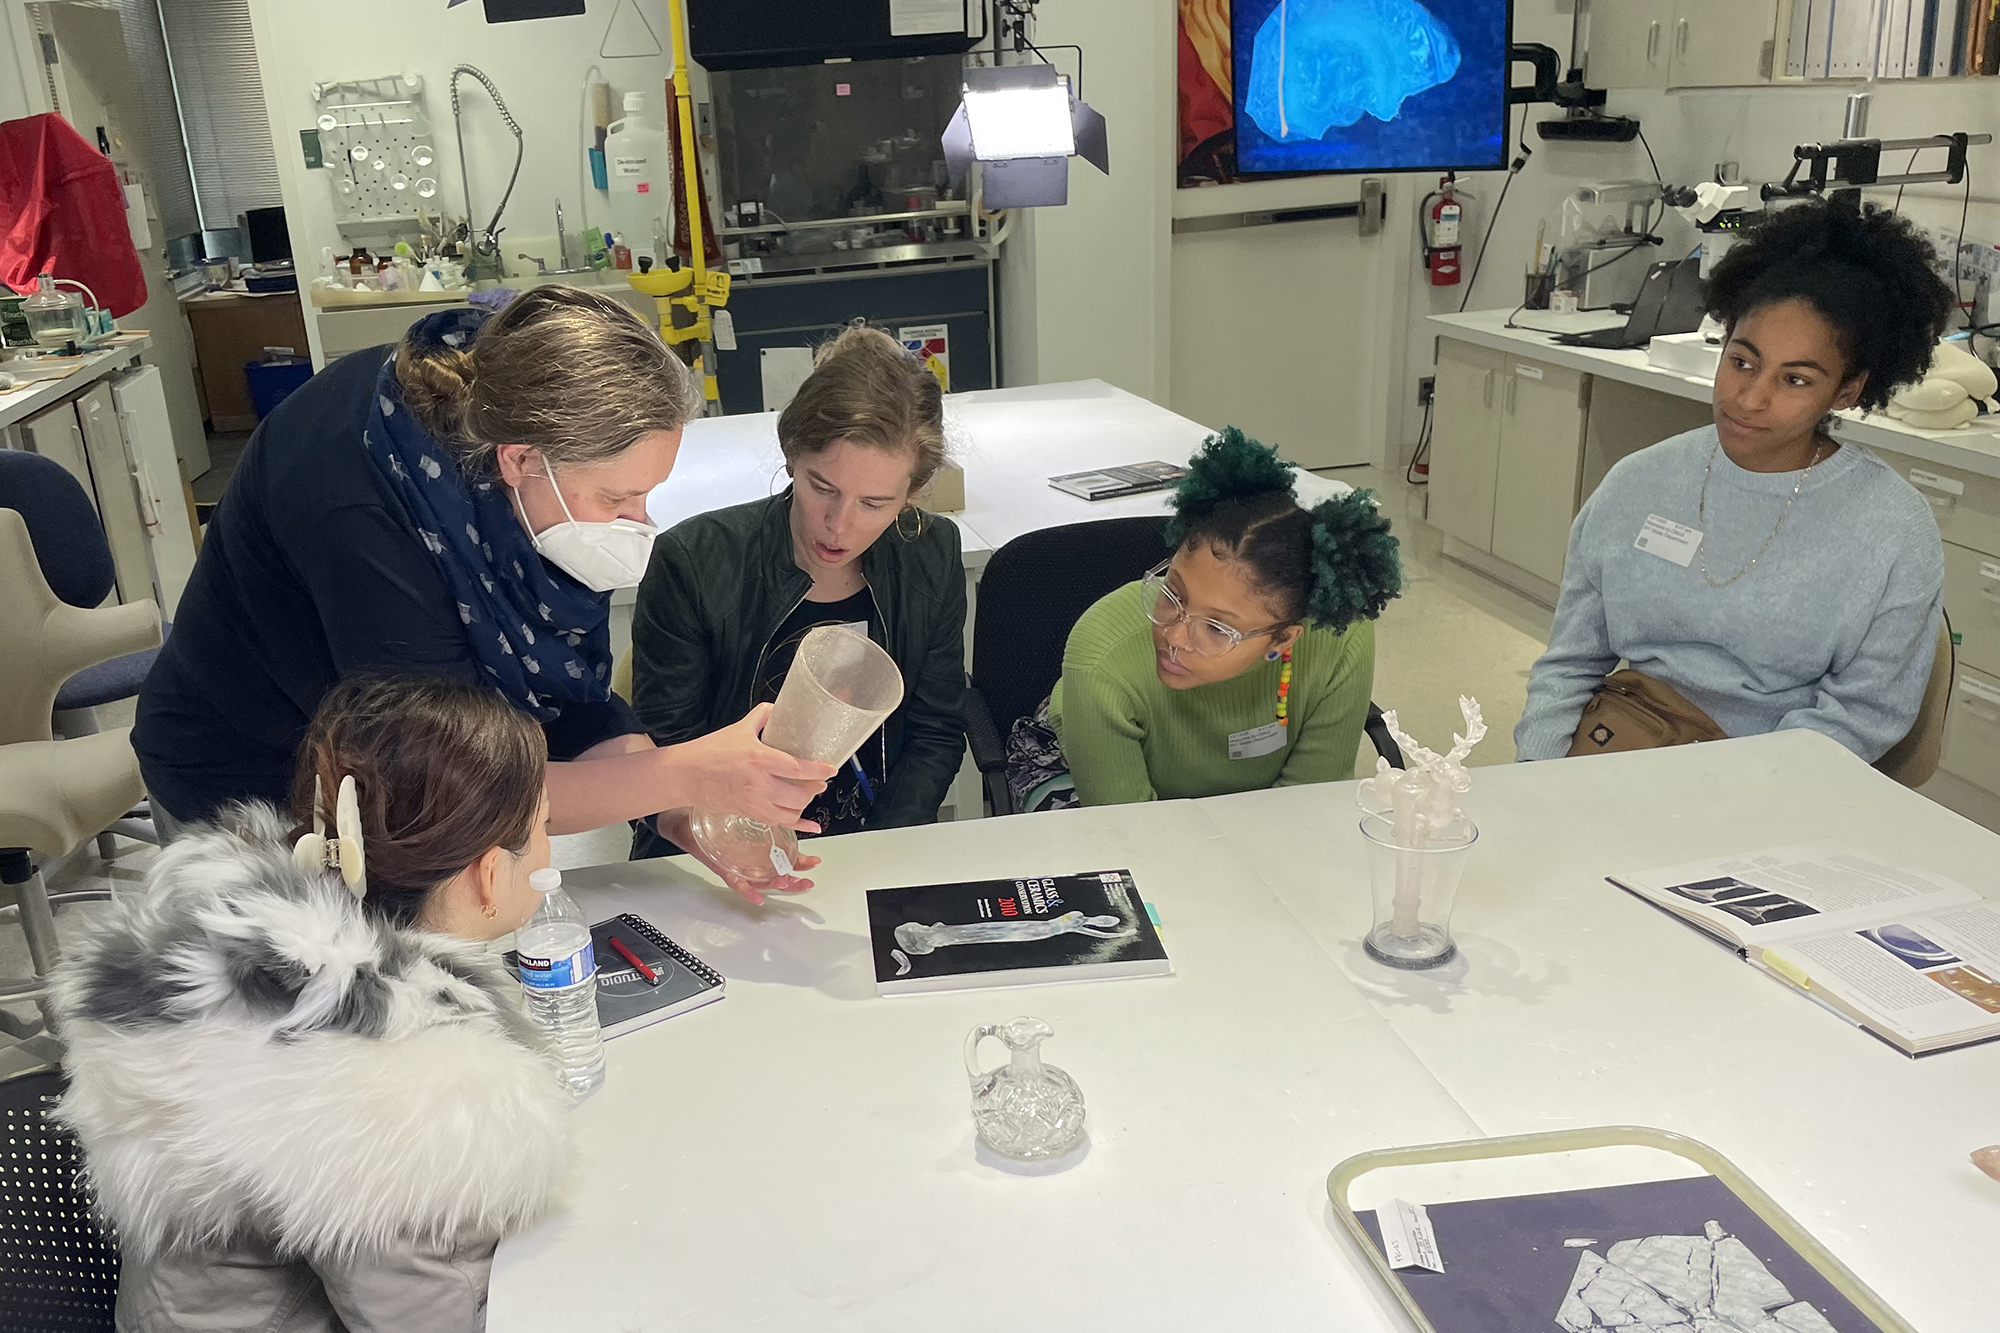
[{"xmin": 518, "ymin": 939, "xmax": 596, "ymax": 990}]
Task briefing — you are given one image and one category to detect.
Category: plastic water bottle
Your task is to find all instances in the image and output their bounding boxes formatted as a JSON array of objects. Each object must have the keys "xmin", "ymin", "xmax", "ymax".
[
  {"xmin": 604, "ymin": 90, "xmax": 668, "ymax": 270},
  {"xmin": 515, "ymin": 868, "xmax": 606, "ymax": 1101}
]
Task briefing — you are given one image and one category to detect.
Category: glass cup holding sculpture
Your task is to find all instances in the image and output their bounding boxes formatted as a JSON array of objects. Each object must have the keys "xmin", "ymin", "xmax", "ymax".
[{"xmin": 680, "ymin": 625, "xmax": 905, "ymax": 888}]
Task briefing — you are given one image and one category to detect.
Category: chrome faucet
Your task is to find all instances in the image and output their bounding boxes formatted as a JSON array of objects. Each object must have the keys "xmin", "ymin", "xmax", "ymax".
[{"xmin": 517, "ymin": 197, "xmax": 594, "ymax": 277}]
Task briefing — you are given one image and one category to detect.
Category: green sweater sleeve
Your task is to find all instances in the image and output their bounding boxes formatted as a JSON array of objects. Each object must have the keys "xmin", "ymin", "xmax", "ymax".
[
  {"xmin": 1055, "ymin": 666, "xmax": 1159, "ymax": 806},
  {"xmin": 1276, "ymin": 620, "xmax": 1375, "ymax": 788}
]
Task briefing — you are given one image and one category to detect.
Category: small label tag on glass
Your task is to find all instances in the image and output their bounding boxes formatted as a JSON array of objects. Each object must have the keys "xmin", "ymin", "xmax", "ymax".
[
  {"xmin": 1378, "ymin": 1198, "xmax": 1446, "ymax": 1273},
  {"xmin": 1228, "ymin": 721, "xmax": 1287, "ymax": 760},
  {"xmin": 1634, "ymin": 513, "xmax": 1703, "ymax": 567},
  {"xmin": 769, "ymin": 844, "xmax": 794, "ymax": 877}
]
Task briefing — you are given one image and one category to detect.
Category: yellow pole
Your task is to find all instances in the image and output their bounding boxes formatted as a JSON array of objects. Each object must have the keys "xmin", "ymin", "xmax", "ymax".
[{"xmin": 664, "ymin": 0, "xmax": 705, "ymax": 295}]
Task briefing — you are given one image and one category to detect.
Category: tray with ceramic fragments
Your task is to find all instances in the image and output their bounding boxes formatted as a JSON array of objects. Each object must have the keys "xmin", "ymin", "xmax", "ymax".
[{"xmin": 1327, "ymin": 1126, "xmax": 1914, "ymax": 1333}]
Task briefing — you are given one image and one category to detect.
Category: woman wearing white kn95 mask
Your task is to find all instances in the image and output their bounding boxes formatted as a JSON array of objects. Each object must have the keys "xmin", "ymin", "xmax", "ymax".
[{"xmin": 134, "ymin": 285, "xmax": 834, "ymax": 844}]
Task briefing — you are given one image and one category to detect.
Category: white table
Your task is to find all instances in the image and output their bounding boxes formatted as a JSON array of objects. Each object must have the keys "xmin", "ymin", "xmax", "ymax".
[
  {"xmin": 1429, "ymin": 309, "xmax": 2000, "ymax": 482},
  {"xmin": 1201, "ymin": 729, "xmax": 2000, "ymax": 1333},
  {"xmin": 489, "ymin": 801, "xmax": 1477, "ymax": 1331},
  {"xmin": 645, "ymin": 378, "xmax": 1351, "ymax": 559},
  {"xmin": 491, "ymin": 731, "xmax": 1998, "ymax": 1330}
]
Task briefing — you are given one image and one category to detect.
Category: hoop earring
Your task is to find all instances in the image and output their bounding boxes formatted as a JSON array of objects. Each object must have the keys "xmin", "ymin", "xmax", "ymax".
[{"xmin": 895, "ymin": 505, "xmax": 926, "ymax": 541}]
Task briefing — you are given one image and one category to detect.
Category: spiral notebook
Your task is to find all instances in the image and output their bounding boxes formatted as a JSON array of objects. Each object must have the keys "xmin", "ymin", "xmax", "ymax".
[{"xmin": 507, "ymin": 913, "xmax": 724, "ymax": 1039}]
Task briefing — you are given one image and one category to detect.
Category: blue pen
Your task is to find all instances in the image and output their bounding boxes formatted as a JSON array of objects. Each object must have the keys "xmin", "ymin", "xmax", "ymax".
[{"xmin": 850, "ymin": 755, "xmax": 875, "ymax": 802}]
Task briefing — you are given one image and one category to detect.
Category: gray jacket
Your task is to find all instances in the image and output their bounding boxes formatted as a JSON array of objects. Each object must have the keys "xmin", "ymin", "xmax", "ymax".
[{"xmin": 50, "ymin": 805, "xmax": 573, "ymax": 1332}]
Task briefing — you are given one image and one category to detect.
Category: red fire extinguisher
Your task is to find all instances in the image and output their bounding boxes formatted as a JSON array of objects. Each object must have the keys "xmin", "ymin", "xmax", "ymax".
[{"xmin": 1424, "ymin": 175, "xmax": 1462, "ymax": 287}]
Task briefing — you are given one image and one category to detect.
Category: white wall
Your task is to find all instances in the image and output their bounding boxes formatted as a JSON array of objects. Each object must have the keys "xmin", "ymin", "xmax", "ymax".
[
  {"xmin": 997, "ymin": 0, "xmax": 1176, "ymax": 402},
  {"xmin": 1392, "ymin": 0, "xmax": 2000, "ymax": 462},
  {"xmin": 2, "ymin": 0, "xmax": 48, "ymax": 123},
  {"xmin": 246, "ymin": 0, "xmax": 673, "ymax": 363}
]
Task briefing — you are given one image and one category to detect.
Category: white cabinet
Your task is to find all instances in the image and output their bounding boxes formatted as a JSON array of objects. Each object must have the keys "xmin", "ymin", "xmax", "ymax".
[
  {"xmin": 1492, "ymin": 361, "xmax": 1591, "ymax": 586},
  {"xmin": 1428, "ymin": 340, "xmax": 1503, "ymax": 552},
  {"xmin": 1428, "ymin": 342, "xmax": 1590, "ymax": 588},
  {"xmin": 1587, "ymin": 0, "xmax": 1781, "ymax": 87}
]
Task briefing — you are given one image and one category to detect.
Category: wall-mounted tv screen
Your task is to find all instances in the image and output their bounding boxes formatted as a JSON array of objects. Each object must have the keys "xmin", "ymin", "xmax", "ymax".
[{"xmin": 1177, "ymin": 0, "xmax": 1509, "ymax": 184}]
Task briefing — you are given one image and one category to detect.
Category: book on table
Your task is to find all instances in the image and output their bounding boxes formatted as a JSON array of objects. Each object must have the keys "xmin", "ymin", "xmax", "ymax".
[
  {"xmin": 1609, "ymin": 844, "xmax": 1998, "ymax": 1055},
  {"xmin": 506, "ymin": 913, "xmax": 723, "ymax": 1039},
  {"xmin": 865, "ymin": 869, "xmax": 1172, "ymax": 996},
  {"xmin": 1047, "ymin": 461, "xmax": 1188, "ymax": 501}
]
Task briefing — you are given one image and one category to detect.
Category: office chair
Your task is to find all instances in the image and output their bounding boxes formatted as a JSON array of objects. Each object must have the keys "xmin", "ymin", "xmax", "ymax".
[
  {"xmin": 0, "ymin": 450, "xmax": 168, "ymax": 853},
  {"xmin": 0, "ymin": 1066, "xmax": 120, "ymax": 1331}
]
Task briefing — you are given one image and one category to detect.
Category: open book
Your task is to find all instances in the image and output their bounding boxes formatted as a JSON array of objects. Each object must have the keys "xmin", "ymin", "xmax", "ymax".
[{"xmin": 1609, "ymin": 845, "xmax": 1998, "ymax": 1055}]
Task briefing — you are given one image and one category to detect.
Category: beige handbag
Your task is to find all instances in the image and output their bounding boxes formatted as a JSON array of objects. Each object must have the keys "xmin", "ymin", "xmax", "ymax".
[{"xmin": 1568, "ymin": 668, "xmax": 1728, "ymax": 756}]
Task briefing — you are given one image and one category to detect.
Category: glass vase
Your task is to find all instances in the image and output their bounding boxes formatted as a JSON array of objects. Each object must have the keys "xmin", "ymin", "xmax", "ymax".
[
  {"xmin": 681, "ymin": 624, "xmax": 904, "ymax": 886},
  {"xmin": 965, "ymin": 1016, "xmax": 1086, "ymax": 1160},
  {"xmin": 1359, "ymin": 811, "xmax": 1478, "ymax": 970}
]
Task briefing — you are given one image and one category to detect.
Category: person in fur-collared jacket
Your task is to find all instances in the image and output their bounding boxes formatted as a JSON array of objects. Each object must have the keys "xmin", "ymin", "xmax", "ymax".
[{"xmin": 51, "ymin": 674, "xmax": 576, "ymax": 1332}]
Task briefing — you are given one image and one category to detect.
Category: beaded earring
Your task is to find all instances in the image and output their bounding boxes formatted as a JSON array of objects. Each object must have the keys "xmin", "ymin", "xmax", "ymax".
[{"xmin": 1276, "ymin": 646, "xmax": 1293, "ymax": 727}]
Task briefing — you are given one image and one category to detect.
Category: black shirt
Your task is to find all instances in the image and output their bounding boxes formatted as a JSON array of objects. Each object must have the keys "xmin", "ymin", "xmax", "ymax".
[
  {"xmin": 132, "ymin": 346, "xmax": 641, "ymax": 822},
  {"xmin": 757, "ymin": 588, "xmax": 885, "ymax": 837}
]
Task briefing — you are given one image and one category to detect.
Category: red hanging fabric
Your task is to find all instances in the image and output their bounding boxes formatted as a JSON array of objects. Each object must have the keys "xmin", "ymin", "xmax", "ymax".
[{"xmin": 0, "ymin": 113, "xmax": 148, "ymax": 317}]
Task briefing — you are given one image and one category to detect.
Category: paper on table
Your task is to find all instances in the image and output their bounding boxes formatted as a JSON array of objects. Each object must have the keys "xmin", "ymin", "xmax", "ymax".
[
  {"xmin": 1611, "ymin": 844, "xmax": 1980, "ymax": 947},
  {"xmin": 1376, "ymin": 1198, "xmax": 1445, "ymax": 1273},
  {"xmin": 1764, "ymin": 904, "xmax": 2000, "ymax": 1046},
  {"xmin": 889, "ymin": 0, "xmax": 965, "ymax": 36}
]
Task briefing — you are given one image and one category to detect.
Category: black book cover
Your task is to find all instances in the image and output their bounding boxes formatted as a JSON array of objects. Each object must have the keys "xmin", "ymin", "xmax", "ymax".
[{"xmin": 866, "ymin": 869, "xmax": 1172, "ymax": 995}]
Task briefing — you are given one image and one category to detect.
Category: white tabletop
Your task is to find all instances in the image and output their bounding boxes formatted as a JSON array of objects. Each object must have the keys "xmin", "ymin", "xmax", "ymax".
[
  {"xmin": 644, "ymin": 379, "xmax": 1351, "ymax": 563},
  {"xmin": 487, "ymin": 801, "xmax": 1477, "ymax": 1332},
  {"xmin": 1429, "ymin": 309, "xmax": 2000, "ymax": 482},
  {"xmin": 1200, "ymin": 729, "xmax": 2000, "ymax": 1333},
  {"xmin": 490, "ymin": 730, "xmax": 1998, "ymax": 1330}
]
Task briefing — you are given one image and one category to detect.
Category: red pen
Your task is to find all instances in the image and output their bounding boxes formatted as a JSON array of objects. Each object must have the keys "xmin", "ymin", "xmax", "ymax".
[{"xmin": 607, "ymin": 934, "xmax": 659, "ymax": 986}]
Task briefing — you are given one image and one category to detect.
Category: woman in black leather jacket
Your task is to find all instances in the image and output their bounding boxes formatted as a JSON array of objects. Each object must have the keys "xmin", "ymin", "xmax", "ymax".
[{"xmin": 630, "ymin": 324, "xmax": 966, "ymax": 900}]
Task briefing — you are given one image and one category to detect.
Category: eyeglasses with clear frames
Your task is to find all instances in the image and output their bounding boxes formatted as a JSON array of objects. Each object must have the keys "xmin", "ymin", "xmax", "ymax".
[{"xmin": 1138, "ymin": 560, "xmax": 1288, "ymax": 657}]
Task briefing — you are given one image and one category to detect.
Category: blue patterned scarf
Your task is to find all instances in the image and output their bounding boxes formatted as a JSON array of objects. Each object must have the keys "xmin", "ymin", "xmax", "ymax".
[{"xmin": 362, "ymin": 308, "xmax": 612, "ymax": 720}]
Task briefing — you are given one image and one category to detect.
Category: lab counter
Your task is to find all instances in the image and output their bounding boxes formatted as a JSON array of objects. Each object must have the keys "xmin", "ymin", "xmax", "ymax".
[
  {"xmin": 310, "ymin": 272, "xmax": 656, "ymax": 361},
  {"xmin": 1426, "ymin": 309, "xmax": 2000, "ymax": 827}
]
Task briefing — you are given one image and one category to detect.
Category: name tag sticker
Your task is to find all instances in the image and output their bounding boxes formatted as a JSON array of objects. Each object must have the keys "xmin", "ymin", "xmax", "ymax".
[
  {"xmin": 1228, "ymin": 721, "xmax": 1287, "ymax": 760},
  {"xmin": 1635, "ymin": 514, "xmax": 1703, "ymax": 567}
]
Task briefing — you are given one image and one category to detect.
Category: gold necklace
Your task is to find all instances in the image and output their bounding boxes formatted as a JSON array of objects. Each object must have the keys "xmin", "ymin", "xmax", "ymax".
[{"xmin": 1696, "ymin": 439, "xmax": 1826, "ymax": 590}]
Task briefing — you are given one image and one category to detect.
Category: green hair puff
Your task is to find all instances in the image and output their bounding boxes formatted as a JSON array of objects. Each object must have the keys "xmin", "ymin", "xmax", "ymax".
[
  {"xmin": 1163, "ymin": 426, "xmax": 1297, "ymax": 547},
  {"xmin": 1306, "ymin": 489, "xmax": 1403, "ymax": 632}
]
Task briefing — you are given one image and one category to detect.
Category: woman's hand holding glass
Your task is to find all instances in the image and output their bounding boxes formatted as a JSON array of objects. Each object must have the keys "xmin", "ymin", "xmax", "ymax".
[
  {"xmin": 654, "ymin": 807, "xmax": 821, "ymax": 906},
  {"xmin": 672, "ymin": 702, "xmax": 836, "ymax": 833}
]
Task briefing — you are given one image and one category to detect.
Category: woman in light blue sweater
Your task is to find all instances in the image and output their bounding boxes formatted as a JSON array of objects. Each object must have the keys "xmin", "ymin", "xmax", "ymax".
[{"xmin": 1517, "ymin": 200, "xmax": 1953, "ymax": 763}]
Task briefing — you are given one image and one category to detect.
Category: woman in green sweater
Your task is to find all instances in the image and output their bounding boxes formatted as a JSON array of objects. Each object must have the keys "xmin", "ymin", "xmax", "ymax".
[{"xmin": 1039, "ymin": 428, "xmax": 1401, "ymax": 807}]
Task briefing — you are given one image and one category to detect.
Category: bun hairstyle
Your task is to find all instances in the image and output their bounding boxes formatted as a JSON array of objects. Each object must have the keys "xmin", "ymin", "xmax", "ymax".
[
  {"xmin": 1703, "ymin": 199, "xmax": 1954, "ymax": 412},
  {"xmin": 396, "ymin": 284, "xmax": 699, "ymax": 474},
  {"xmin": 1164, "ymin": 427, "xmax": 1403, "ymax": 632},
  {"xmin": 777, "ymin": 322, "xmax": 948, "ymax": 496},
  {"xmin": 292, "ymin": 674, "xmax": 547, "ymax": 928}
]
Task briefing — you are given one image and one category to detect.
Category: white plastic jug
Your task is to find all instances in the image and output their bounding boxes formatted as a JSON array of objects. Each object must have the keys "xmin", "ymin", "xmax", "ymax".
[{"xmin": 605, "ymin": 90, "xmax": 669, "ymax": 269}]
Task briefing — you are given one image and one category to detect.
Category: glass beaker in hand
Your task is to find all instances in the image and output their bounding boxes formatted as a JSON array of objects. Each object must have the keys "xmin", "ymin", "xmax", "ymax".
[
  {"xmin": 681, "ymin": 624, "xmax": 905, "ymax": 888},
  {"xmin": 1359, "ymin": 811, "xmax": 1478, "ymax": 970}
]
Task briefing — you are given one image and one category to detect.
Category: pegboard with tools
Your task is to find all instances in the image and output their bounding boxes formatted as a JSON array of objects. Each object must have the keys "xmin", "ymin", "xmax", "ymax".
[{"xmin": 312, "ymin": 72, "xmax": 437, "ymax": 228}]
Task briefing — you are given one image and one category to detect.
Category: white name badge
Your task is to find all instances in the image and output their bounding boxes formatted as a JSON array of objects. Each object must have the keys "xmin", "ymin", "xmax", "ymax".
[
  {"xmin": 1228, "ymin": 721, "xmax": 1287, "ymax": 760},
  {"xmin": 1634, "ymin": 514, "xmax": 1703, "ymax": 567}
]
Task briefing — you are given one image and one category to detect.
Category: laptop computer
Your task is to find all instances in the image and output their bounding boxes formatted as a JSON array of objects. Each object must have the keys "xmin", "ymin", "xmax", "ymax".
[{"xmin": 1552, "ymin": 258, "xmax": 1706, "ymax": 351}]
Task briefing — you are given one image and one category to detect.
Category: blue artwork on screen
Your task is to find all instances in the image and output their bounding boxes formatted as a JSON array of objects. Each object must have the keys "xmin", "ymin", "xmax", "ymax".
[{"xmin": 1233, "ymin": 0, "xmax": 1508, "ymax": 175}]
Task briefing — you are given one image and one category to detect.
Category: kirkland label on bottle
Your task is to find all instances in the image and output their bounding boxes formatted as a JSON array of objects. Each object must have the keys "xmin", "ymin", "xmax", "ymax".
[{"xmin": 518, "ymin": 940, "xmax": 596, "ymax": 989}]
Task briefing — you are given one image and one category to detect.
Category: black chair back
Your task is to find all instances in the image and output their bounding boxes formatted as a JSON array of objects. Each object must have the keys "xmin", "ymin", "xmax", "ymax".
[
  {"xmin": 0, "ymin": 1068, "xmax": 118, "ymax": 1331},
  {"xmin": 971, "ymin": 516, "xmax": 1170, "ymax": 734},
  {"xmin": 0, "ymin": 450, "xmax": 115, "ymax": 610}
]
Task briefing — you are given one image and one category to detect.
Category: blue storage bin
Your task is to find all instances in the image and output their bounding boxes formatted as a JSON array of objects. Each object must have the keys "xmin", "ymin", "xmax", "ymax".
[{"xmin": 244, "ymin": 359, "xmax": 313, "ymax": 420}]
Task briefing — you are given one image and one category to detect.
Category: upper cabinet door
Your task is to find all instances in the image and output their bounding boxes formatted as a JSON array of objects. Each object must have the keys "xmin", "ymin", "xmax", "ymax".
[
  {"xmin": 1585, "ymin": 0, "xmax": 1675, "ymax": 89},
  {"xmin": 1669, "ymin": 0, "xmax": 1781, "ymax": 85}
]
